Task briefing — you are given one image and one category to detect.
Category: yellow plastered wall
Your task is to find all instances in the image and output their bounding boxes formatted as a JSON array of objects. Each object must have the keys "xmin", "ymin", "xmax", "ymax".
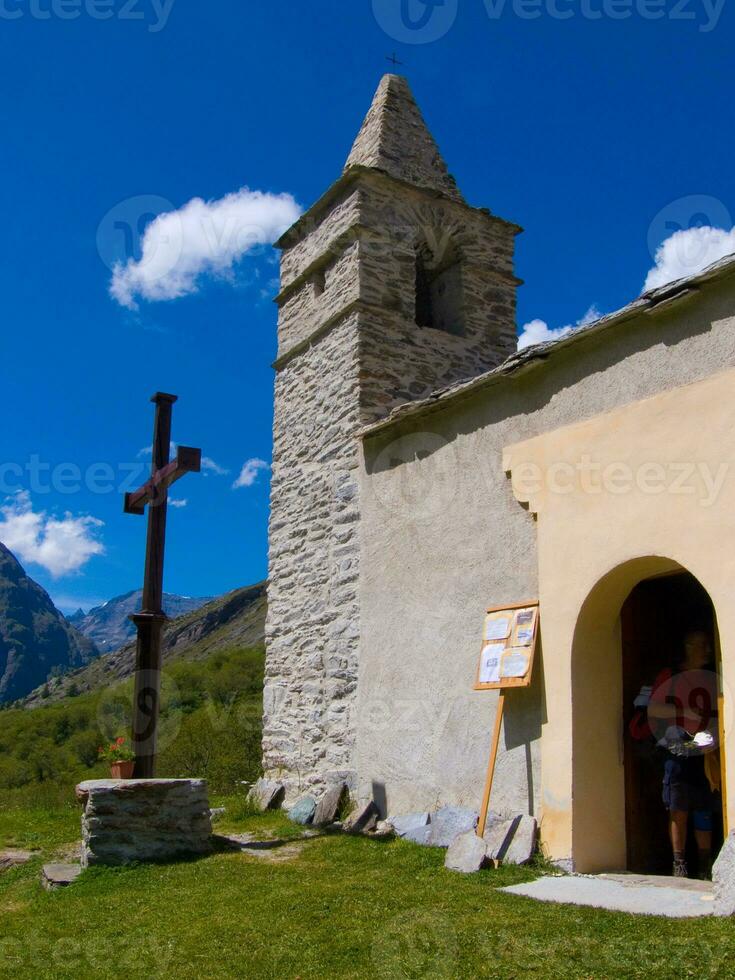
[{"xmin": 503, "ymin": 367, "xmax": 735, "ymax": 872}]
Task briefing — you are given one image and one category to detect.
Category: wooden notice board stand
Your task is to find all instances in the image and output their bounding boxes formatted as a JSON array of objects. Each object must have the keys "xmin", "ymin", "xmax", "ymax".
[{"xmin": 474, "ymin": 600, "xmax": 540, "ymax": 838}]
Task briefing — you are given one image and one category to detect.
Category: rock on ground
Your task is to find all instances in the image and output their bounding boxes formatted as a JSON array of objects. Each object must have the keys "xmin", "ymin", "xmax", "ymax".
[
  {"xmin": 247, "ymin": 778, "xmax": 285, "ymax": 812},
  {"xmin": 388, "ymin": 812, "xmax": 429, "ymax": 837},
  {"xmin": 403, "ymin": 825, "xmax": 432, "ymax": 845},
  {"xmin": 714, "ymin": 830, "xmax": 735, "ymax": 915},
  {"xmin": 483, "ymin": 817, "xmax": 516, "ymax": 861},
  {"xmin": 343, "ymin": 801, "xmax": 379, "ymax": 833},
  {"xmin": 41, "ymin": 863, "xmax": 82, "ymax": 890},
  {"xmin": 76, "ymin": 779, "xmax": 212, "ymax": 868},
  {"xmin": 483, "ymin": 814, "xmax": 537, "ymax": 865},
  {"xmin": 313, "ymin": 783, "xmax": 348, "ymax": 826},
  {"xmin": 427, "ymin": 806, "xmax": 478, "ymax": 848},
  {"xmin": 288, "ymin": 796, "xmax": 317, "ymax": 825},
  {"xmin": 502, "ymin": 815, "xmax": 537, "ymax": 865},
  {"xmin": 0, "ymin": 849, "xmax": 37, "ymax": 871},
  {"xmin": 445, "ymin": 831, "xmax": 488, "ymax": 873}
]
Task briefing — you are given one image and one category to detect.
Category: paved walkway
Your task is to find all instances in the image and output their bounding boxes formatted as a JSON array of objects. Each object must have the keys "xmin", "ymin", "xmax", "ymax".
[{"xmin": 500, "ymin": 872, "xmax": 715, "ymax": 918}]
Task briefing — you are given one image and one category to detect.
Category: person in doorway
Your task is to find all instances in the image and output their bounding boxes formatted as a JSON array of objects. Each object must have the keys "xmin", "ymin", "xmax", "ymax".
[{"xmin": 648, "ymin": 630, "xmax": 720, "ymax": 879}]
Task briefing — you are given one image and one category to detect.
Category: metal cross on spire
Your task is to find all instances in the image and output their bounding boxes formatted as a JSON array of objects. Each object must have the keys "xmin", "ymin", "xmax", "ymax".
[{"xmin": 124, "ymin": 392, "xmax": 201, "ymax": 778}]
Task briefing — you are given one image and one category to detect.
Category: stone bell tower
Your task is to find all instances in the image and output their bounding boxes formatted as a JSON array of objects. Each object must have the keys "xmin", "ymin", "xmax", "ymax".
[{"xmin": 262, "ymin": 75, "xmax": 521, "ymax": 800}]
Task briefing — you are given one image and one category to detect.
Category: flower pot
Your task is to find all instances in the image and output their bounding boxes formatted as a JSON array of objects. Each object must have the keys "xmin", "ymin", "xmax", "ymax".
[{"xmin": 110, "ymin": 760, "xmax": 135, "ymax": 779}]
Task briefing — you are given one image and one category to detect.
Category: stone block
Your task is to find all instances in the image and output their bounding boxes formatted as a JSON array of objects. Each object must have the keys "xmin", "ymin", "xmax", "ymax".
[
  {"xmin": 403, "ymin": 825, "xmax": 432, "ymax": 846},
  {"xmin": 247, "ymin": 778, "xmax": 285, "ymax": 812},
  {"xmin": 343, "ymin": 801, "xmax": 379, "ymax": 834},
  {"xmin": 483, "ymin": 817, "xmax": 516, "ymax": 861},
  {"xmin": 714, "ymin": 830, "xmax": 735, "ymax": 915},
  {"xmin": 388, "ymin": 812, "xmax": 430, "ymax": 837},
  {"xmin": 288, "ymin": 796, "xmax": 317, "ymax": 825},
  {"xmin": 483, "ymin": 814, "xmax": 537, "ymax": 865},
  {"xmin": 313, "ymin": 783, "xmax": 348, "ymax": 826},
  {"xmin": 445, "ymin": 831, "xmax": 488, "ymax": 874},
  {"xmin": 503, "ymin": 815, "xmax": 537, "ymax": 865},
  {"xmin": 0, "ymin": 849, "xmax": 37, "ymax": 871},
  {"xmin": 76, "ymin": 779, "xmax": 212, "ymax": 868},
  {"xmin": 427, "ymin": 806, "xmax": 478, "ymax": 848},
  {"xmin": 41, "ymin": 863, "xmax": 82, "ymax": 890}
]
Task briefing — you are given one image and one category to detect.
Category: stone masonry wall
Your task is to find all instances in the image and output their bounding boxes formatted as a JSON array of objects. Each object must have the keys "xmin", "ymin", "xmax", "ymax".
[
  {"xmin": 265, "ymin": 168, "xmax": 519, "ymax": 802},
  {"xmin": 76, "ymin": 779, "xmax": 212, "ymax": 867},
  {"xmin": 277, "ymin": 241, "xmax": 361, "ymax": 354},
  {"xmin": 279, "ymin": 187, "xmax": 361, "ymax": 289},
  {"xmin": 263, "ymin": 314, "xmax": 363, "ymax": 800}
]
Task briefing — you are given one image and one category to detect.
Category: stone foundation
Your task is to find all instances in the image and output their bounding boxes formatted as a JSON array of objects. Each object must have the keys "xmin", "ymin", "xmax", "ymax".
[{"xmin": 76, "ymin": 779, "xmax": 212, "ymax": 867}]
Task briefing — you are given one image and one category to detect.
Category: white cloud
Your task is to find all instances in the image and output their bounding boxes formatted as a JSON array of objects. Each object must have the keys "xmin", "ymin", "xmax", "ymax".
[
  {"xmin": 643, "ymin": 225, "xmax": 735, "ymax": 292},
  {"xmin": 169, "ymin": 498, "xmax": 188, "ymax": 508},
  {"xmin": 517, "ymin": 305, "xmax": 600, "ymax": 351},
  {"xmin": 202, "ymin": 456, "xmax": 229, "ymax": 476},
  {"xmin": 110, "ymin": 187, "xmax": 301, "ymax": 310},
  {"xmin": 0, "ymin": 491, "xmax": 104, "ymax": 578},
  {"xmin": 233, "ymin": 458, "xmax": 270, "ymax": 489}
]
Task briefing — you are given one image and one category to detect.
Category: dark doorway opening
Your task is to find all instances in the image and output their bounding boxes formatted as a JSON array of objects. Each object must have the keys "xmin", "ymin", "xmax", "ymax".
[{"xmin": 621, "ymin": 571, "xmax": 724, "ymax": 875}]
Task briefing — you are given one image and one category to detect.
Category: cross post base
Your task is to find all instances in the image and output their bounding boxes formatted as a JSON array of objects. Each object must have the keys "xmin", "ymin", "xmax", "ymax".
[{"xmin": 129, "ymin": 611, "xmax": 168, "ymax": 779}]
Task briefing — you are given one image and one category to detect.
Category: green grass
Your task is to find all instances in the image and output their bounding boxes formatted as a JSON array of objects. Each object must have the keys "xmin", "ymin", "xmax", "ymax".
[{"xmin": 1, "ymin": 800, "xmax": 735, "ymax": 979}]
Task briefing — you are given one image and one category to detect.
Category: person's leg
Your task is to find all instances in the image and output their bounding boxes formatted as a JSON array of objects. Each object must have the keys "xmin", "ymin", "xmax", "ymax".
[{"xmin": 670, "ymin": 809, "xmax": 689, "ymax": 876}]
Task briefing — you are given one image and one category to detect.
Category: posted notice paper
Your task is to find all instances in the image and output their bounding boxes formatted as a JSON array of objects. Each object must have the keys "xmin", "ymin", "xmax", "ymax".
[
  {"xmin": 479, "ymin": 643, "xmax": 505, "ymax": 684},
  {"xmin": 501, "ymin": 649, "xmax": 531, "ymax": 679},
  {"xmin": 485, "ymin": 616, "xmax": 511, "ymax": 642}
]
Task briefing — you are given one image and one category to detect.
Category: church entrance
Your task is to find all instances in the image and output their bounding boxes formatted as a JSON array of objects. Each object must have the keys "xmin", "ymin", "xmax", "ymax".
[{"xmin": 621, "ymin": 571, "xmax": 725, "ymax": 875}]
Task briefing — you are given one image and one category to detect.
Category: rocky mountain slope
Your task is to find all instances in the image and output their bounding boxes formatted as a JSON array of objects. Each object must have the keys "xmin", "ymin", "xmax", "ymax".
[
  {"xmin": 22, "ymin": 581, "xmax": 267, "ymax": 707},
  {"xmin": 0, "ymin": 543, "xmax": 98, "ymax": 703},
  {"xmin": 68, "ymin": 590, "xmax": 215, "ymax": 652}
]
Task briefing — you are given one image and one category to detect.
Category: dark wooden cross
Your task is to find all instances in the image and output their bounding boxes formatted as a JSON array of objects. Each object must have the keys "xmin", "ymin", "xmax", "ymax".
[
  {"xmin": 386, "ymin": 52, "xmax": 403, "ymax": 67},
  {"xmin": 124, "ymin": 392, "xmax": 201, "ymax": 778}
]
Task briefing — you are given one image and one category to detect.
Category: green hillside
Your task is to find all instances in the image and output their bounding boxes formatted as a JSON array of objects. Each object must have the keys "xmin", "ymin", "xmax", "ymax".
[{"xmin": 0, "ymin": 585, "xmax": 268, "ymax": 802}]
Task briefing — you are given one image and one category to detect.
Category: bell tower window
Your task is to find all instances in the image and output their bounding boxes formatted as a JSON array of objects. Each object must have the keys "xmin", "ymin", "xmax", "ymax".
[{"xmin": 414, "ymin": 238, "xmax": 464, "ymax": 336}]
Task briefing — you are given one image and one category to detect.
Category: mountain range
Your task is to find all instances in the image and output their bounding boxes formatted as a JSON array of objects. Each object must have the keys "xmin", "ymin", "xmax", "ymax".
[
  {"xmin": 23, "ymin": 581, "xmax": 267, "ymax": 707},
  {"xmin": 68, "ymin": 591, "xmax": 215, "ymax": 653},
  {"xmin": 0, "ymin": 542, "xmax": 265, "ymax": 706},
  {"xmin": 0, "ymin": 543, "xmax": 98, "ymax": 703}
]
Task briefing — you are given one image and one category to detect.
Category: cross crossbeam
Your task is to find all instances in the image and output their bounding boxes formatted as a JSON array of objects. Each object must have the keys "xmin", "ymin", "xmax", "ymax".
[{"xmin": 124, "ymin": 446, "xmax": 201, "ymax": 515}]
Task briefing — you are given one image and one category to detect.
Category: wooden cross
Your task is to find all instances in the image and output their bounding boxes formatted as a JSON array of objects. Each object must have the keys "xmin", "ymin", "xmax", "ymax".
[{"xmin": 124, "ymin": 392, "xmax": 201, "ymax": 778}]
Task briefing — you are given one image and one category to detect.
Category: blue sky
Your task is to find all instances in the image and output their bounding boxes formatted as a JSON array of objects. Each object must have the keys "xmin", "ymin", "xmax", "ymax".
[{"xmin": 0, "ymin": 0, "xmax": 732, "ymax": 612}]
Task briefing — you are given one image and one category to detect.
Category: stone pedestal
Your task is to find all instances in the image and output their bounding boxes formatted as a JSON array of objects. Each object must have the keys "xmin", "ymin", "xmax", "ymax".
[{"xmin": 76, "ymin": 779, "xmax": 212, "ymax": 868}]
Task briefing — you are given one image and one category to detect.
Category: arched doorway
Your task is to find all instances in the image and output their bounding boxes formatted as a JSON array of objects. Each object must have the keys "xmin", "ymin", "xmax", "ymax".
[{"xmin": 571, "ymin": 557, "xmax": 726, "ymax": 874}]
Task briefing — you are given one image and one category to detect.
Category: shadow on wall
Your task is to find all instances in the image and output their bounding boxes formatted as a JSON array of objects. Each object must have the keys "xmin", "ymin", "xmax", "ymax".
[
  {"xmin": 372, "ymin": 780, "xmax": 388, "ymax": 818},
  {"xmin": 502, "ymin": 634, "xmax": 546, "ymax": 816}
]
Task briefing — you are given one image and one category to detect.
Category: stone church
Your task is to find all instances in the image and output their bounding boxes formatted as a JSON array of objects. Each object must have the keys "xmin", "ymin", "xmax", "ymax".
[{"xmin": 263, "ymin": 73, "xmax": 735, "ymax": 873}]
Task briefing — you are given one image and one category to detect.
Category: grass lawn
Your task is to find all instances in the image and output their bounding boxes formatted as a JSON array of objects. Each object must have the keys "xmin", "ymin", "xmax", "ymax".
[{"xmin": 0, "ymin": 795, "xmax": 733, "ymax": 979}]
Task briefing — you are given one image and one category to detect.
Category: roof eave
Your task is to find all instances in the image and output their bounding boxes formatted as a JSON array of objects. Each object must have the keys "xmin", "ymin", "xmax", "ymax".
[{"xmin": 359, "ymin": 252, "xmax": 735, "ymax": 440}]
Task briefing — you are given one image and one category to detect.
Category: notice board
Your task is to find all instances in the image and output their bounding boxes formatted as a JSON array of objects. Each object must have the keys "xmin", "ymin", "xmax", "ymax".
[{"xmin": 473, "ymin": 600, "xmax": 539, "ymax": 691}]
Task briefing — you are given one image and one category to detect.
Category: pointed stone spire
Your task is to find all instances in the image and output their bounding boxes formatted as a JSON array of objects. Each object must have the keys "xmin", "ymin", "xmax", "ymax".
[{"xmin": 344, "ymin": 74, "xmax": 464, "ymax": 203}]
